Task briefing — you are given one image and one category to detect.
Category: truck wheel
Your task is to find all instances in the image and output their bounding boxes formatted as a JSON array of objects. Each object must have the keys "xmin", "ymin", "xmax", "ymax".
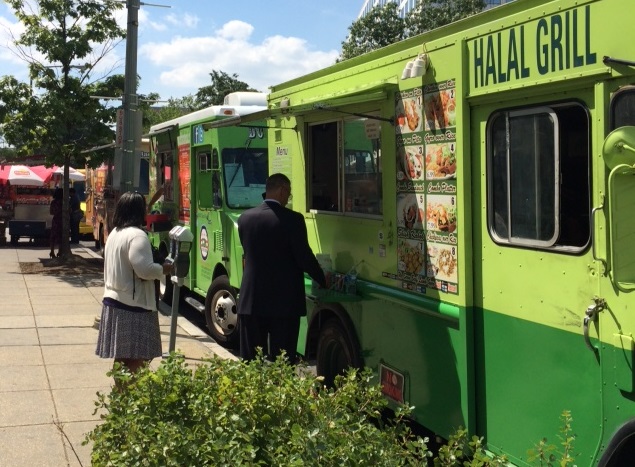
[
  {"xmin": 316, "ymin": 319, "xmax": 361, "ymax": 388},
  {"xmin": 204, "ymin": 275, "xmax": 239, "ymax": 348}
]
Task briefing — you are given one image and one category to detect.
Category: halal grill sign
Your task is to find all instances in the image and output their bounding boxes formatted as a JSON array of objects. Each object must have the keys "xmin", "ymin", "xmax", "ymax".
[{"xmin": 470, "ymin": 4, "xmax": 597, "ymax": 89}]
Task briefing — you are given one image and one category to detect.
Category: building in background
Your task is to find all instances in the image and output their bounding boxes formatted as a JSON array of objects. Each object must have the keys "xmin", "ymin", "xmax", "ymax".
[{"xmin": 358, "ymin": 0, "xmax": 513, "ymax": 18}]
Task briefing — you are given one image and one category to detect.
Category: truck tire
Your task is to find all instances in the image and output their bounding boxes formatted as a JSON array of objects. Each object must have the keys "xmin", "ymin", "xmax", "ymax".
[
  {"xmin": 316, "ymin": 318, "xmax": 362, "ymax": 388},
  {"xmin": 204, "ymin": 275, "xmax": 239, "ymax": 348}
]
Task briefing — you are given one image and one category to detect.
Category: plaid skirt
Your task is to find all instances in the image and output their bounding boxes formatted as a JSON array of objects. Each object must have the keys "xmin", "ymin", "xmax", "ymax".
[{"xmin": 95, "ymin": 303, "xmax": 162, "ymax": 360}]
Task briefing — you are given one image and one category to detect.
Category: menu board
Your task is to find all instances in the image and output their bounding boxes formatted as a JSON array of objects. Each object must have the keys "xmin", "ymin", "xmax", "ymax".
[
  {"xmin": 177, "ymin": 134, "xmax": 191, "ymax": 224},
  {"xmin": 388, "ymin": 80, "xmax": 458, "ymax": 295}
]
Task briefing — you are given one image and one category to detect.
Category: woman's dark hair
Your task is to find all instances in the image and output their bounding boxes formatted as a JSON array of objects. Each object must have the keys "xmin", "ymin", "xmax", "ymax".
[
  {"xmin": 52, "ymin": 188, "xmax": 63, "ymax": 201},
  {"xmin": 112, "ymin": 191, "xmax": 146, "ymax": 229}
]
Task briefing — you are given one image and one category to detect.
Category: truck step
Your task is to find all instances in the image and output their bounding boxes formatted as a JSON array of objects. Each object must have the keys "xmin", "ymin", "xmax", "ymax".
[{"xmin": 184, "ymin": 296, "xmax": 205, "ymax": 313}]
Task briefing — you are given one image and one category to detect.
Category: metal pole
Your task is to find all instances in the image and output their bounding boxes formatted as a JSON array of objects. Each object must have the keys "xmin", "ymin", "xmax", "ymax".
[
  {"xmin": 168, "ymin": 277, "xmax": 181, "ymax": 353},
  {"xmin": 120, "ymin": 0, "xmax": 140, "ymax": 193}
]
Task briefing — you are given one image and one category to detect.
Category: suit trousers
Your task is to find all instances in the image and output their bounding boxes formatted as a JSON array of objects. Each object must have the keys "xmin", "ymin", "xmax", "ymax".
[{"xmin": 239, "ymin": 314, "xmax": 301, "ymax": 364}]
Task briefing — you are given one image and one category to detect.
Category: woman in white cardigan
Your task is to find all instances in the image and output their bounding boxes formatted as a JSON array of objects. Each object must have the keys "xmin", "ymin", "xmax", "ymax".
[{"xmin": 96, "ymin": 192, "xmax": 173, "ymax": 375}]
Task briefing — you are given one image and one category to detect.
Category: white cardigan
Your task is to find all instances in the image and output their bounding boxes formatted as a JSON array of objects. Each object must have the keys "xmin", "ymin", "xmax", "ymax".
[{"xmin": 103, "ymin": 226, "xmax": 164, "ymax": 311}]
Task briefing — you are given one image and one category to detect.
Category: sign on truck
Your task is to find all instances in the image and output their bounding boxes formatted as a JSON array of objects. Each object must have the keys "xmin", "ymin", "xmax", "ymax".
[{"xmin": 207, "ymin": 0, "xmax": 635, "ymax": 464}]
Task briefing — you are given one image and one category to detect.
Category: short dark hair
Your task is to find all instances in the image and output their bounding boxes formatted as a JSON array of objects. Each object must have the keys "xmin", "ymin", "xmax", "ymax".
[
  {"xmin": 112, "ymin": 192, "xmax": 146, "ymax": 229},
  {"xmin": 265, "ymin": 173, "xmax": 290, "ymax": 192}
]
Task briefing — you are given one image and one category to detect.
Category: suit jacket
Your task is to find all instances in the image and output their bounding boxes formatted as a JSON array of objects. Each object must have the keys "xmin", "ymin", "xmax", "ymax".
[{"xmin": 237, "ymin": 201, "xmax": 326, "ymax": 317}]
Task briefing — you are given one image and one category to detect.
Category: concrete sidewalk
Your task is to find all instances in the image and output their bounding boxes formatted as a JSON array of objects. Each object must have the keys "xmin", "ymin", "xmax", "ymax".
[{"xmin": 0, "ymin": 242, "xmax": 235, "ymax": 467}]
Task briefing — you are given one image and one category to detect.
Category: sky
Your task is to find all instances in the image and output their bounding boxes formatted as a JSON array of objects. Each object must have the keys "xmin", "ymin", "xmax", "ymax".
[{"xmin": 0, "ymin": 0, "xmax": 363, "ymax": 101}]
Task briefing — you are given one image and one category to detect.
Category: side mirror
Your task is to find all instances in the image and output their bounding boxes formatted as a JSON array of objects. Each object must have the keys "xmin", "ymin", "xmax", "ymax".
[{"xmin": 602, "ymin": 126, "xmax": 635, "ymax": 169}]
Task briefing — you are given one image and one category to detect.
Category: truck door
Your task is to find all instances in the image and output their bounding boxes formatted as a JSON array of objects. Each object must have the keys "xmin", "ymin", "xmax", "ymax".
[
  {"xmin": 194, "ymin": 145, "xmax": 221, "ymax": 280},
  {"xmin": 594, "ymin": 85, "xmax": 635, "ymax": 465},
  {"xmin": 470, "ymin": 96, "xmax": 602, "ymax": 464}
]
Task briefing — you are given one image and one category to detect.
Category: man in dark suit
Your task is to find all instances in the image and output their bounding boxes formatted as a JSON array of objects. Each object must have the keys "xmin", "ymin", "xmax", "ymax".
[{"xmin": 237, "ymin": 173, "xmax": 326, "ymax": 363}]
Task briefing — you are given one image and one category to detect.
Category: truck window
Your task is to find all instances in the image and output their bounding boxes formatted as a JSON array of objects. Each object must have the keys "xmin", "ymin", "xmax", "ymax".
[
  {"xmin": 198, "ymin": 150, "xmax": 213, "ymax": 209},
  {"xmin": 221, "ymin": 147, "xmax": 268, "ymax": 208},
  {"xmin": 610, "ymin": 86, "xmax": 635, "ymax": 129},
  {"xmin": 308, "ymin": 116, "xmax": 383, "ymax": 216},
  {"xmin": 487, "ymin": 103, "xmax": 590, "ymax": 251}
]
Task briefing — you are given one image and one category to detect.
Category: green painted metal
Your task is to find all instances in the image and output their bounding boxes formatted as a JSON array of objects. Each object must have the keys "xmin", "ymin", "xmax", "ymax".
[{"xmin": 359, "ymin": 280, "xmax": 460, "ymax": 320}]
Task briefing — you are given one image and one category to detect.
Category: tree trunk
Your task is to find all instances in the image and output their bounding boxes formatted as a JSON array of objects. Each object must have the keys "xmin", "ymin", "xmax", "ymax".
[{"xmin": 59, "ymin": 157, "xmax": 71, "ymax": 257}]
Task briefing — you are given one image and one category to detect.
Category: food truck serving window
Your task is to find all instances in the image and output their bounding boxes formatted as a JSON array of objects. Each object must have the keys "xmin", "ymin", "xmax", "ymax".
[
  {"xmin": 308, "ymin": 115, "xmax": 382, "ymax": 217},
  {"xmin": 487, "ymin": 103, "xmax": 590, "ymax": 251}
]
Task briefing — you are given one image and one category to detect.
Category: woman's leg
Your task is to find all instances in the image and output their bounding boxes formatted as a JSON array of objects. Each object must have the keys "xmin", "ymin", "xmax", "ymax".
[
  {"xmin": 114, "ymin": 358, "xmax": 149, "ymax": 374},
  {"xmin": 112, "ymin": 358, "xmax": 150, "ymax": 390}
]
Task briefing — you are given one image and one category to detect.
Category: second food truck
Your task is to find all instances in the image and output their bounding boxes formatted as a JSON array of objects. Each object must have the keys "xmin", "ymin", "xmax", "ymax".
[{"xmin": 147, "ymin": 92, "xmax": 268, "ymax": 347}]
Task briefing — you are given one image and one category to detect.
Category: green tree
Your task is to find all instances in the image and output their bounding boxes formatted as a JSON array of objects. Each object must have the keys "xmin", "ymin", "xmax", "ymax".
[
  {"xmin": 0, "ymin": 0, "xmax": 124, "ymax": 257},
  {"xmin": 194, "ymin": 70, "xmax": 257, "ymax": 108},
  {"xmin": 143, "ymin": 94, "xmax": 198, "ymax": 131},
  {"xmin": 339, "ymin": 0, "xmax": 487, "ymax": 62},
  {"xmin": 406, "ymin": 0, "xmax": 486, "ymax": 36},
  {"xmin": 339, "ymin": 2, "xmax": 406, "ymax": 62}
]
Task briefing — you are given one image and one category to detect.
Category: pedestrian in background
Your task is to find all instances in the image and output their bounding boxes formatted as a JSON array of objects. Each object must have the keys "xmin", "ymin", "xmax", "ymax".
[
  {"xmin": 49, "ymin": 188, "xmax": 63, "ymax": 258},
  {"xmin": 95, "ymin": 191, "xmax": 173, "ymax": 378},
  {"xmin": 237, "ymin": 173, "xmax": 326, "ymax": 363},
  {"xmin": 69, "ymin": 187, "xmax": 81, "ymax": 243}
]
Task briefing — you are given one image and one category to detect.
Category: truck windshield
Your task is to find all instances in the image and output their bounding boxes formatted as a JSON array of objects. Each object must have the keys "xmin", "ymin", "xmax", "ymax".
[{"xmin": 222, "ymin": 147, "xmax": 268, "ymax": 208}]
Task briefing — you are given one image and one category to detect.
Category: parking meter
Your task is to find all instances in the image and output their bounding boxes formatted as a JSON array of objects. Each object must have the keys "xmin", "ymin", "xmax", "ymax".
[
  {"xmin": 165, "ymin": 225, "xmax": 193, "ymax": 354},
  {"xmin": 167, "ymin": 225, "xmax": 193, "ymax": 285}
]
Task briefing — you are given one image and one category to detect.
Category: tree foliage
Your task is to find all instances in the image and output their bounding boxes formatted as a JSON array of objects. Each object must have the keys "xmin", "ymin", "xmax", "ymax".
[
  {"xmin": 339, "ymin": 0, "xmax": 486, "ymax": 62},
  {"xmin": 339, "ymin": 2, "xmax": 406, "ymax": 62},
  {"xmin": 142, "ymin": 94, "xmax": 199, "ymax": 132},
  {"xmin": 0, "ymin": 0, "xmax": 124, "ymax": 256},
  {"xmin": 142, "ymin": 71, "xmax": 258, "ymax": 131},
  {"xmin": 194, "ymin": 70, "xmax": 257, "ymax": 108},
  {"xmin": 0, "ymin": 0, "xmax": 124, "ymax": 165},
  {"xmin": 406, "ymin": 0, "xmax": 487, "ymax": 36}
]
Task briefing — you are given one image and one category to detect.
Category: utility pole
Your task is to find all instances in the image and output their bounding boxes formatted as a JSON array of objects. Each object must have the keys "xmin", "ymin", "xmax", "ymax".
[{"xmin": 120, "ymin": 0, "xmax": 140, "ymax": 193}]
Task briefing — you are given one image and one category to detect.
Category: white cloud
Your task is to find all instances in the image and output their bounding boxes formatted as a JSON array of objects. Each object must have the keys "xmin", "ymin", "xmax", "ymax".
[
  {"xmin": 139, "ymin": 21, "xmax": 338, "ymax": 98},
  {"xmin": 137, "ymin": 8, "xmax": 166, "ymax": 32},
  {"xmin": 217, "ymin": 20, "xmax": 253, "ymax": 40},
  {"xmin": 165, "ymin": 13, "xmax": 199, "ymax": 30}
]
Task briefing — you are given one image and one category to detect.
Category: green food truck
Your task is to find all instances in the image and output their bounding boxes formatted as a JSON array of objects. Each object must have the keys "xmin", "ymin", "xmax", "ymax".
[
  {"xmin": 203, "ymin": 0, "xmax": 635, "ymax": 463},
  {"xmin": 147, "ymin": 92, "xmax": 268, "ymax": 347}
]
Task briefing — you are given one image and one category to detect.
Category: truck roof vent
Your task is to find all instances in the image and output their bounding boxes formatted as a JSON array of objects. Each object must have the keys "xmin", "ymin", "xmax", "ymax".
[{"xmin": 223, "ymin": 92, "xmax": 268, "ymax": 107}]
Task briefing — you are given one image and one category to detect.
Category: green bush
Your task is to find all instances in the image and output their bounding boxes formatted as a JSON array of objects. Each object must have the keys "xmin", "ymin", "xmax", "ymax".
[
  {"xmin": 86, "ymin": 353, "xmax": 428, "ymax": 466},
  {"xmin": 86, "ymin": 354, "xmax": 576, "ymax": 466}
]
